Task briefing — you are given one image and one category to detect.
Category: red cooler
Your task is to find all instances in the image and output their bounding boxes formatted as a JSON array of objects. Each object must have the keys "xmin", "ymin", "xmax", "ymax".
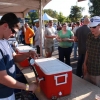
[
  {"xmin": 16, "ymin": 46, "xmax": 35, "ymax": 67},
  {"xmin": 35, "ymin": 57, "xmax": 72, "ymax": 99}
]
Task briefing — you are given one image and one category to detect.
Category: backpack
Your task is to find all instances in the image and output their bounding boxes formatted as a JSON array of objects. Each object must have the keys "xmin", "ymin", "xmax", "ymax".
[{"xmin": 15, "ymin": 91, "xmax": 38, "ymax": 100}]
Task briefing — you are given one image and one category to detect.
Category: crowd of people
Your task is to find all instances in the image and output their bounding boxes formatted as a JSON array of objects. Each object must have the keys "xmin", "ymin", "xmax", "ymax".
[
  {"xmin": 13, "ymin": 16, "xmax": 100, "ymax": 84},
  {"xmin": 0, "ymin": 12, "xmax": 100, "ymax": 99}
]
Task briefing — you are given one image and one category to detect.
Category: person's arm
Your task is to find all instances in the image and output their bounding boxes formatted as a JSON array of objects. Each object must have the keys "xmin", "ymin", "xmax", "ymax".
[
  {"xmin": 62, "ymin": 36, "xmax": 74, "ymax": 42},
  {"xmin": 83, "ymin": 51, "xmax": 88, "ymax": 75},
  {"xmin": 13, "ymin": 50, "xmax": 38, "ymax": 63},
  {"xmin": 83, "ymin": 33, "xmax": 90, "ymax": 75},
  {"xmin": 74, "ymin": 36, "xmax": 78, "ymax": 42},
  {"xmin": 29, "ymin": 28, "xmax": 34, "ymax": 38},
  {"xmin": 62, "ymin": 31, "xmax": 74, "ymax": 42},
  {"xmin": 45, "ymin": 28, "xmax": 56, "ymax": 39},
  {"xmin": 74, "ymin": 29, "xmax": 78, "ymax": 42},
  {"xmin": 35, "ymin": 29, "xmax": 39, "ymax": 42},
  {"xmin": 84, "ymin": 51, "xmax": 88, "ymax": 65},
  {"xmin": 45, "ymin": 34, "xmax": 56, "ymax": 38},
  {"xmin": 56, "ymin": 34, "xmax": 62, "ymax": 42},
  {"xmin": 0, "ymin": 70, "xmax": 38, "ymax": 93}
]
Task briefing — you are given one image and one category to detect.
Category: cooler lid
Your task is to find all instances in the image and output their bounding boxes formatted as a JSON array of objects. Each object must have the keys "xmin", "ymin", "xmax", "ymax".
[
  {"xmin": 35, "ymin": 57, "xmax": 72, "ymax": 75},
  {"xmin": 16, "ymin": 45, "xmax": 35, "ymax": 53}
]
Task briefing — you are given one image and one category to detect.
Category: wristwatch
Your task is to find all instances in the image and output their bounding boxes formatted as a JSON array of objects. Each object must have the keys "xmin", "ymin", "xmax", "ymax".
[{"xmin": 26, "ymin": 84, "xmax": 29, "ymax": 91}]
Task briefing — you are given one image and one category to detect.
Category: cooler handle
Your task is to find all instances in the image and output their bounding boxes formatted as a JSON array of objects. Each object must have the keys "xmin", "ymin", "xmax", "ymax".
[{"xmin": 54, "ymin": 74, "xmax": 68, "ymax": 86}]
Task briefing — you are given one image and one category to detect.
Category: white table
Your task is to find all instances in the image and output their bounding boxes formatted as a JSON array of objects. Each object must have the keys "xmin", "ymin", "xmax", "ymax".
[{"xmin": 19, "ymin": 67, "xmax": 100, "ymax": 100}]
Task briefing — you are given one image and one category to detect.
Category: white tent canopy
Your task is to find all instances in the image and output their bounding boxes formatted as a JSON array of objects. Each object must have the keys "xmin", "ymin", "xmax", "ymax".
[
  {"xmin": 43, "ymin": 13, "xmax": 57, "ymax": 20},
  {"xmin": 0, "ymin": 0, "xmax": 51, "ymax": 18},
  {"xmin": 34, "ymin": 13, "xmax": 57, "ymax": 22}
]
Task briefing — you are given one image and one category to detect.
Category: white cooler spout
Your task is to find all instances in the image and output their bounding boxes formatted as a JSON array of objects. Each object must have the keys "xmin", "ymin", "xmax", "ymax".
[{"xmin": 37, "ymin": 77, "xmax": 44, "ymax": 83}]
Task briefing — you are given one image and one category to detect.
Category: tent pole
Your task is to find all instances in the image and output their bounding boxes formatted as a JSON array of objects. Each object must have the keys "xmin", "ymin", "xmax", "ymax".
[{"xmin": 39, "ymin": 0, "xmax": 43, "ymax": 57}]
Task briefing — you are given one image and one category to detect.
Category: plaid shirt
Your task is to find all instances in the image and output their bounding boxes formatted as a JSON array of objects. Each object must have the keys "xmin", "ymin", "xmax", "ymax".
[{"xmin": 86, "ymin": 33, "xmax": 100, "ymax": 76}]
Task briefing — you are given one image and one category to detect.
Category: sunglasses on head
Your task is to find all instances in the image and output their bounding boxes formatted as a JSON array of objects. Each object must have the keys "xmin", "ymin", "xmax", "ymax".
[{"xmin": 11, "ymin": 28, "xmax": 16, "ymax": 34}]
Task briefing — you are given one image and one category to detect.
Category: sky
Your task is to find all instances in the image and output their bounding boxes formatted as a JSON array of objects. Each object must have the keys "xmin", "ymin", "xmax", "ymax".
[{"xmin": 44, "ymin": 0, "xmax": 90, "ymax": 17}]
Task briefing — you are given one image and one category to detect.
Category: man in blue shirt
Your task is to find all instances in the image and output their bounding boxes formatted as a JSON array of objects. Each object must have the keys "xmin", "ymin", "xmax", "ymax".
[{"xmin": 0, "ymin": 13, "xmax": 38, "ymax": 99}]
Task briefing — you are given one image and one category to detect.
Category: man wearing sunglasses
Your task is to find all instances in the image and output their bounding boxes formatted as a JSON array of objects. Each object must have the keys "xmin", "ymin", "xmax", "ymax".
[
  {"xmin": 83, "ymin": 16, "xmax": 100, "ymax": 87},
  {"xmin": 0, "ymin": 13, "xmax": 38, "ymax": 100}
]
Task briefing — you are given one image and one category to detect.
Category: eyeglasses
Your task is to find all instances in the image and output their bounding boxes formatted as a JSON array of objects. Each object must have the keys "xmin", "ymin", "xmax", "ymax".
[
  {"xmin": 11, "ymin": 28, "xmax": 16, "ymax": 34},
  {"xmin": 10, "ymin": 23, "xmax": 21, "ymax": 34}
]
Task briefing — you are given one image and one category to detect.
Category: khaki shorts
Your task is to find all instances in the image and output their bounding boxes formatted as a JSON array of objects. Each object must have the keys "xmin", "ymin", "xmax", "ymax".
[
  {"xmin": 84, "ymin": 73, "xmax": 100, "ymax": 87},
  {"xmin": 45, "ymin": 46, "xmax": 54, "ymax": 53}
]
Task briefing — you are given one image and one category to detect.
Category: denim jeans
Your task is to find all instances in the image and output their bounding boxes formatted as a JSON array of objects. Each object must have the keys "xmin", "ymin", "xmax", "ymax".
[{"xmin": 74, "ymin": 42, "xmax": 78, "ymax": 59}]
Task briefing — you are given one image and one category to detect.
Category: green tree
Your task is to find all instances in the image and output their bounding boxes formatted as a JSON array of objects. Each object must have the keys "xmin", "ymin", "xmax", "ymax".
[
  {"xmin": 44, "ymin": 9, "xmax": 58, "ymax": 19},
  {"xmin": 26, "ymin": 9, "xmax": 58, "ymax": 24},
  {"xmin": 58, "ymin": 12, "xmax": 66, "ymax": 23},
  {"xmin": 66, "ymin": 17, "xmax": 71, "ymax": 23},
  {"xmin": 25, "ymin": 10, "xmax": 39, "ymax": 24},
  {"xmin": 26, "ymin": 9, "xmax": 72, "ymax": 24},
  {"xmin": 43, "ymin": 9, "xmax": 71, "ymax": 23},
  {"xmin": 89, "ymin": 0, "xmax": 100, "ymax": 16},
  {"xmin": 69, "ymin": 6, "xmax": 84, "ymax": 22}
]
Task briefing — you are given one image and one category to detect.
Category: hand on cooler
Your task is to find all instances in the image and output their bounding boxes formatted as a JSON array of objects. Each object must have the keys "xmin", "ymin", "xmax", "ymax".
[{"xmin": 28, "ymin": 50, "xmax": 38, "ymax": 59}]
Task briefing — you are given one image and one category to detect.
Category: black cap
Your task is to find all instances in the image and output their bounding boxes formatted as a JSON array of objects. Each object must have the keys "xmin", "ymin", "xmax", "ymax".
[
  {"xmin": 1, "ymin": 13, "xmax": 19, "ymax": 29},
  {"xmin": 0, "ymin": 20, "xmax": 6, "ymax": 25}
]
